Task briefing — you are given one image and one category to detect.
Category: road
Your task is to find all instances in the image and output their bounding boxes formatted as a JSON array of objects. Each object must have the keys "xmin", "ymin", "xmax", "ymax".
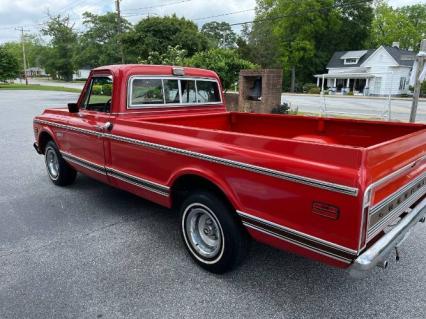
[
  {"xmin": 282, "ymin": 94, "xmax": 426, "ymax": 123},
  {"xmin": 15, "ymin": 78, "xmax": 85, "ymax": 90},
  {"xmin": 1, "ymin": 90, "xmax": 426, "ymax": 319}
]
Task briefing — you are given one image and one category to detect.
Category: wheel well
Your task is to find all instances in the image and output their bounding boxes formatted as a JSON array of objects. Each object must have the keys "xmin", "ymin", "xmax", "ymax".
[
  {"xmin": 171, "ymin": 175, "xmax": 234, "ymax": 211},
  {"xmin": 38, "ymin": 131, "xmax": 54, "ymax": 154}
]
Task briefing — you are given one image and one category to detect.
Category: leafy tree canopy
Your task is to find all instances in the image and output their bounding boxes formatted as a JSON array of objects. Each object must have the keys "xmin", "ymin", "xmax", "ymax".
[
  {"xmin": 2, "ymin": 35, "xmax": 48, "ymax": 72},
  {"xmin": 369, "ymin": 1, "xmax": 426, "ymax": 50},
  {"xmin": 235, "ymin": 0, "xmax": 374, "ymax": 89},
  {"xmin": 186, "ymin": 48, "xmax": 257, "ymax": 90},
  {"xmin": 76, "ymin": 12, "xmax": 132, "ymax": 67},
  {"xmin": 201, "ymin": 21, "xmax": 238, "ymax": 48},
  {"xmin": 138, "ymin": 45, "xmax": 188, "ymax": 66},
  {"xmin": 0, "ymin": 46, "xmax": 20, "ymax": 81},
  {"xmin": 123, "ymin": 15, "xmax": 210, "ymax": 62},
  {"xmin": 42, "ymin": 15, "xmax": 78, "ymax": 81}
]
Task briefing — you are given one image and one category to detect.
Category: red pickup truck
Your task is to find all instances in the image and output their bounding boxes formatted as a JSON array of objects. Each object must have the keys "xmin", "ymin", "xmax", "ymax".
[{"xmin": 33, "ymin": 65, "xmax": 425, "ymax": 276}]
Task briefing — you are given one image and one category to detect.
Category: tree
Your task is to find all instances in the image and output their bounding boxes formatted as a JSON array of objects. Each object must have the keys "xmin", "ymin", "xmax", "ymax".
[
  {"xmin": 75, "ymin": 12, "xmax": 132, "ymax": 68},
  {"xmin": 250, "ymin": 0, "xmax": 373, "ymax": 90},
  {"xmin": 201, "ymin": 21, "xmax": 238, "ymax": 48},
  {"xmin": 138, "ymin": 45, "xmax": 188, "ymax": 65},
  {"xmin": 42, "ymin": 15, "xmax": 78, "ymax": 81},
  {"xmin": 0, "ymin": 46, "xmax": 20, "ymax": 81},
  {"xmin": 2, "ymin": 35, "xmax": 49, "ymax": 72},
  {"xmin": 237, "ymin": 20, "xmax": 281, "ymax": 69},
  {"xmin": 123, "ymin": 15, "xmax": 209, "ymax": 62},
  {"xmin": 186, "ymin": 48, "xmax": 257, "ymax": 91},
  {"xmin": 369, "ymin": 2, "xmax": 426, "ymax": 50}
]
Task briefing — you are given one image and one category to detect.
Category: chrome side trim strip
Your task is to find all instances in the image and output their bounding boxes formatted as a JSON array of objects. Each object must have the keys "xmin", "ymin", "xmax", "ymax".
[
  {"xmin": 34, "ymin": 119, "xmax": 102, "ymax": 137},
  {"xmin": 242, "ymin": 222, "xmax": 353, "ymax": 264},
  {"xmin": 237, "ymin": 210, "xmax": 357, "ymax": 258},
  {"xmin": 35, "ymin": 119, "xmax": 359, "ymax": 196},
  {"xmin": 106, "ymin": 167, "xmax": 170, "ymax": 196},
  {"xmin": 61, "ymin": 152, "xmax": 106, "ymax": 175},
  {"xmin": 103, "ymin": 133, "xmax": 359, "ymax": 197},
  {"xmin": 60, "ymin": 151, "xmax": 169, "ymax": 197}
]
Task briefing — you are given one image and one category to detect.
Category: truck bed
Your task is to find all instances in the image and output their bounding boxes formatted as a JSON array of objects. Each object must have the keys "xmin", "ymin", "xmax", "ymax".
[
  {"xmin": 142, "ymin": 112, "xmax": 423, "ymax": 148},
  {"xmin": 124, "ymin": 112, "xmax": 425, "ymax": 206}
]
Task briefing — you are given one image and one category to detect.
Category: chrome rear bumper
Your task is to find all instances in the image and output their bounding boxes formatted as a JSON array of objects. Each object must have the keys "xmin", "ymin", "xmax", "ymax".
[{"xmin": 349, "ymin": 197, "xmax": 426, "ymax": 278}]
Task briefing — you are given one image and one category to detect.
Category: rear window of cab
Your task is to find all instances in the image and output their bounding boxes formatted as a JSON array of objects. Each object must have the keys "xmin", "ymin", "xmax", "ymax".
[{"xmin": 128, "ymin": 77, "xmax": 222, "ymax": 108}]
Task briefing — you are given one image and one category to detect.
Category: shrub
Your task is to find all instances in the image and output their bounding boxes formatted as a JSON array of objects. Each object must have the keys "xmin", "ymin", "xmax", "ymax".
[
  {"xmin": 308, "ymin": 87, "xmax": 321, "ymax": 94},
  {"xmin": 271, "ymin": 102, "xmax": 290, "ymax": 114},
  {"xmin": 303, "ymin": 83, "xmax": 317, "ymax": 93},
  {"xmin": 347, "ymin": 91, "xmax": 354, "ymax": 96},
  {"xmin": 91, "ymin": 84, "xmax": 112, "ymax": 96},
  {"xmin": 91, "ymin": 84, "xmax": 102, "ymax": 95}
]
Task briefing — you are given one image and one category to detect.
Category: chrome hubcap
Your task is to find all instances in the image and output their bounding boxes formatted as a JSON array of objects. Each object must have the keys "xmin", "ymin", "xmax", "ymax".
[
  {"xmin": 184, "ymin": 204, "xmax": 222, "ymax": 259},
  {"xmin": 46, "ymin": 148, "xmax": 59, "ymax": 179}
]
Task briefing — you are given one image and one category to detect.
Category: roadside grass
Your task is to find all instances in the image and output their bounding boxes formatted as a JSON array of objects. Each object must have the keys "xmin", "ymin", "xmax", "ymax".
[{"xmin": 0, "ymin": 83, "xmax": 81, "ymax": 93}]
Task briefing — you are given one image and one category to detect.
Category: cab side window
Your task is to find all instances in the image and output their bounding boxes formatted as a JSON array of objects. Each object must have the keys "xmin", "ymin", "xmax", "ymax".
[
  {"xmin": 83, "ymin": 76, "xmax": 113, "ymax": 112},
  {"xmin": 196, "ymin": 80, "xmax": 221, "ymax": 103}
]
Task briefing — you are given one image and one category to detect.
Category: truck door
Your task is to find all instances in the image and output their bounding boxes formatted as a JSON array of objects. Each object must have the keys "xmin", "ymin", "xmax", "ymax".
[{"xmin": 63, "ymin": 75, "xmax": 113, "ymax": 183}]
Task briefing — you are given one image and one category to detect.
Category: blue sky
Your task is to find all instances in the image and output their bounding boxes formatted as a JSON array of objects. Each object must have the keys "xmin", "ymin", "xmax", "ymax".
[{"xmin": 0, "ymin": 0, "xmax": 423, "ymax": 44}]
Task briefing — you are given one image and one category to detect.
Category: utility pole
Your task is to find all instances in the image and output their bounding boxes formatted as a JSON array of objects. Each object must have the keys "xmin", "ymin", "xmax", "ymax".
[
  {"xmin": 410, "ymin": 39, "xmax": 426, "ymax": 123},
  {"xmin": 115, "ymin": 0, "xmax": 125, "ymax": 64},
  {"xmin": 15, "ymin": 27, "xmax": 30, "ymax": 85}
]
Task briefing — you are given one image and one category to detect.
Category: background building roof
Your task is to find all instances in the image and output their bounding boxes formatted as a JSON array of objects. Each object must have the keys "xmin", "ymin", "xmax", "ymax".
[{"xmin": 326, "ymin": 46, "xmax": 416, "ymax": 69}]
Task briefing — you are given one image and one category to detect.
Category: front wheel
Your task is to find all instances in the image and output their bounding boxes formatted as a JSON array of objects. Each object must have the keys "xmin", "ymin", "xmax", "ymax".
[
  {"xmin": 180, "ymin": 191, "xmax": 250, "ymax": 274},
  {"xmin": 44, "ymin": 141, "xmax": 77, "ymax": 186}
]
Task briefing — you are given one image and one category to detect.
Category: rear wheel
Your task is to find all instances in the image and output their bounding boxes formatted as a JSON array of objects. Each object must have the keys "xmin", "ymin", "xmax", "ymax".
[
  {"xmin": 180, "ymin": 191, "xmax": 249, "ymax": 274},
  {"xmin": 44, "ymin": 141, "xmax": 77, "ymax": 186}
]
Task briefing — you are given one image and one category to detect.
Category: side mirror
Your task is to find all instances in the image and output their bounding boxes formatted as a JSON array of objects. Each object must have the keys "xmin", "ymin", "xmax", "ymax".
[{"xmin": 68, "ymin": 103, "xmax": 79, "ymax": 113}]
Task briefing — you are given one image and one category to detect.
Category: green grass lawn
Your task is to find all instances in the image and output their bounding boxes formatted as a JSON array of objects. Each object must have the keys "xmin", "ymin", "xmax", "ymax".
[{"xmin": 0, "ymin": 83, "xmax": 81, "ymax": 93}]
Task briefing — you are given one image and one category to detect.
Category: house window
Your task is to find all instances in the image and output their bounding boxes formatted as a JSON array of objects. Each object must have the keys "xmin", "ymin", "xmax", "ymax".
[
  {"xmin": 344, "ymin": 58, "xmax": 358, "ymax": 65},
  {"xmin": 399, "ymin": 77, "xmax": 407, "ymax": 91}
]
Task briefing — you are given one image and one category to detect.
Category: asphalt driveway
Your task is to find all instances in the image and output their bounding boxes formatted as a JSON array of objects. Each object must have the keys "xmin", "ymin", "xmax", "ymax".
[{"xmin": 0, "ymin": 90, "xmax": 425, "ymax": 319}]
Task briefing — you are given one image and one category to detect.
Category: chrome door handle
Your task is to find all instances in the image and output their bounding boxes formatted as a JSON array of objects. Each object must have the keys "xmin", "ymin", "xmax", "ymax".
[{"xmin": 96, "ymin": 122, "xmax": 113, "ymax": 131}]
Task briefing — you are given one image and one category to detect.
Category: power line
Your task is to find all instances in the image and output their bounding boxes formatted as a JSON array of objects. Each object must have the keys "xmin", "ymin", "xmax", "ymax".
[
  {"xmin": 121, "ymin": 0, "xmax": 191, "ymax": 16},
  {"xmin": 229, "ymin": 0, "xmax": 369, "ymax": 26},
  {"xmin": 193, "ymin": 9, "xmax": 255, "ymax": 21}
]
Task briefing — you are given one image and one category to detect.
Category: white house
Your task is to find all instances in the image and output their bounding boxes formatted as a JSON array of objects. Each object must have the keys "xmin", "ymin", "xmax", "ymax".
[
  {"xmin": 73, "ymin": 67, "xmax": 91, "ymax": 80},
  {"xmin": 315, "ymin": 43, "xmax": 416, "ymax": 96},
  {"xmin": 25, "ymin": 67, "xmax": 47, "ymax": 77}
]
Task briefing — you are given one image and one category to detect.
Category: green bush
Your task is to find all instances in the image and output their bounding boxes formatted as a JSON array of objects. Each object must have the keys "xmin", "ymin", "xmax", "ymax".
[
  {"xmin": 91, "ymin": 84, "xmax": 112, "ymax": 96},
  {"xmin": 347, "ymin": 91, "xmax": 354, "ymax": 96},
  {"xmin": 102, "ymin": 83, "xmax": 112, "ymax": 96},
  {"xmin": 91, "ymin": 84, "xmax": 102, "ymax": 95},
  {"xmin": 308, "ymin": 87, "xmax": 321, "ymax": 94},
  {"xmin": 271, "ymin": 102, "xmax": 290, "ymax": 114},
  {"xmin": 303, "ymin": 83, "xmax": 317, "ymax": 93}
]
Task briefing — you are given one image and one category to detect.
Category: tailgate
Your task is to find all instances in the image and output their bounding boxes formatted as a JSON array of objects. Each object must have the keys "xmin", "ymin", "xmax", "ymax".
[{"xmin": 362, "ymin": 127, "xmax": 426, "ymax": 246}]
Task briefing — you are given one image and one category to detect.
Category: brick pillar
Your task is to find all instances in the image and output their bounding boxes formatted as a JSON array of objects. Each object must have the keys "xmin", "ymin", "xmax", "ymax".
[{"xmin": 238, "ymin": 69, "xmax": 283, "ymax": 114}]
